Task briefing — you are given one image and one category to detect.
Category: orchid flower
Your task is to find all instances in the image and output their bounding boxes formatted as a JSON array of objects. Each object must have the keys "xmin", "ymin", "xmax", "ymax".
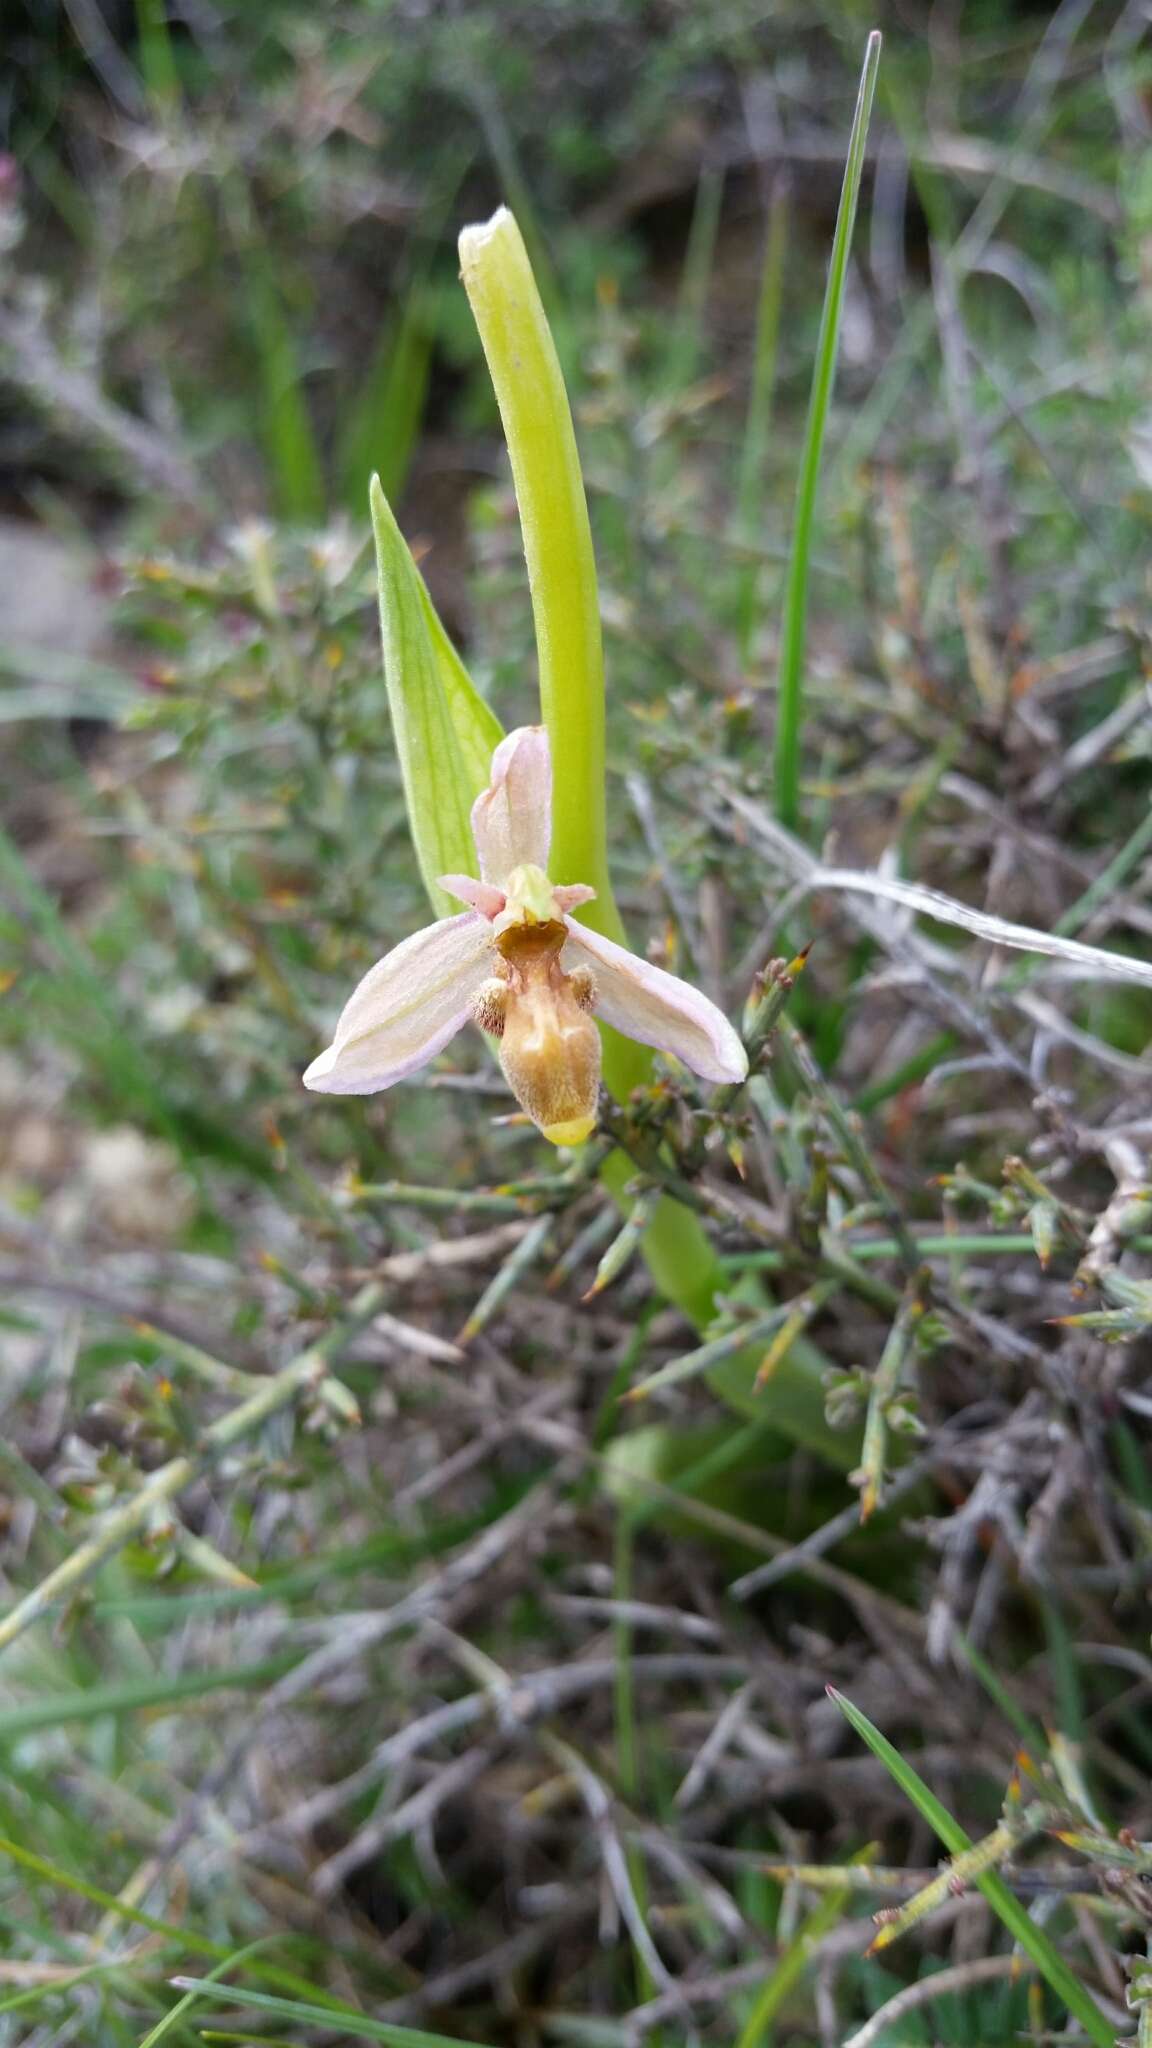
[{"xmin": 304, "ymin": 726, "xmax": 748, "ymax": 1144}]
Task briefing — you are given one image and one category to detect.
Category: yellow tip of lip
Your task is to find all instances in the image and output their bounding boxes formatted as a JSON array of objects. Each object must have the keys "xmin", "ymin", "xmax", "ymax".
[{"xmin": 541, "ymin": 1116, "xmax": 596, "ymax": 1148}]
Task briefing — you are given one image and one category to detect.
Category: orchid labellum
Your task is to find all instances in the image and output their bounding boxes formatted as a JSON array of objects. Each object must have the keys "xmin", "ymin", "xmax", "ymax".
[{"xmin": 304, "ymin": 727, "xmax": 747, "ymax": 1144}]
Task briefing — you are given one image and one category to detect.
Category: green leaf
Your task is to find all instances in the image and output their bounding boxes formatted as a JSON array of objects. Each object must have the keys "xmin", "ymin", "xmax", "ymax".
[
  {"xmin": 829, "ymin": 1689, "xmax": 1114, "ymax": 2047},
  {"xmin": 369, "ymin": 474, "xmax": 504, "ymax": 916},
  {"xmin": 418, "ymin": 579, "xmax": 504, "ymax": 794}
]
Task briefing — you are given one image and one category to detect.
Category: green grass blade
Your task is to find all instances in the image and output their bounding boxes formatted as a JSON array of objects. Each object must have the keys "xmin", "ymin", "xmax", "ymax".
[
  {"xmin": 133, "ymin": 0, "xmax": 180, "ymax": 112},
  {"xmin": 225, "ymin": 182, "xmax": 325, "ymax": 526},
  {"xmin": 339, "ymin": 282, "xmax": 433, "ymax": 514},
  {"xmin": 0, "ymin": 1654, "xmax": 300, "ymax": 1740},
  {"xmin": 0, "ymin": 1837, "xmax": 351, "ymax": 2014},
  {"xmin": 0, "ymin": 1833, "xmax": 224, "ymax": 1959},
  {"xmin": 774, "ymin": 30, "xmax": 881, "ymax": 833},
  {"xmin": 168, "ymin": 1980, "xmax": 501, "ymax": 2047},
  {"xmin": 734, "ymin": 1846, "xmax": 875, "ymax": 2048},
  {"xmin": 736, "ymin": 176, "xmax": 789, "ymax": 663},
  {"xmin": 733, "ymin": 1876, "xmax": 851, "ymax": 2048},
  {"xmin": 669, "ymin": 166, "xmax": 724, "ymax": 389},
  {"xmin": 136, "ymin": 1940, "xmax": 280, "ymax": 2048},
  {"xmin": 954, "ymin": 1634, "xmax": 1048, "ymax": 1759},
  {"xmin": 248, "ymin": 263, "xmax": 326, "ymax": 524},
  {"xmin": 829, "ymin": 1689, "xmax": 1114, "ymax": 2046}
]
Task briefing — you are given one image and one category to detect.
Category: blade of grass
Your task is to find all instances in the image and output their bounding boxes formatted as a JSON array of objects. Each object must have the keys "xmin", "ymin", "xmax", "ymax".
[
  {"xmin": 0, "ymin": 1836, "xmax": 353, "ymax": 2013},
  {"xmin": 736, "ymin": 176, "xmax": 789, "ymax": 663},
  {"xmin": 167, "ymin": 1980, "xmax": 501, "ymax": 2047},
  {"xmin": 0, "ymin": 1653, "xmax": 301, "ymax": 1741},
  {"xmin": 133, "ymin": 0, "xmax": 180, "ymax": 112},
  {"xmin": 852, "ymin": 1032, "xmax": 956, "ymax": 1112},
  {"xmin": 733, "ymin": 1848, "xmax": 873, "ymax": 2048},
  {"xmin": 774, "ymin": 30, "xmax": 881, "ymax": 833},
  {"xmin": 339, "ymin": 281, "xmax": 433, "ymax": 513},
  {"xmin": 954, "ymin": 1633, "xmax": 1048, "ymax": 1759},
  {"xmin": 248, "ymin": 260, "xmax": 326, "ymax": 524},
  {"xmin": 613, "ymin": 1513, "xmax": 653, "ymax": 2005},
  {"xmin": 829, "ymin": 1688, "xmax": 1114, "ymax": 2046},
  {"xmin": 224, "ymin": 177, "xmax": 324, "ymax": 524},
  {"xmin": 669, "ymin": 165, "xmax": 724, "ymax": 389},
  {"xmin": 136, "ymin": 1939, "xmax": 280, "ymax": 2048},
  {"xmin": 0, "ymin": 1833, "xmax": 223, "ymax": 1960}
]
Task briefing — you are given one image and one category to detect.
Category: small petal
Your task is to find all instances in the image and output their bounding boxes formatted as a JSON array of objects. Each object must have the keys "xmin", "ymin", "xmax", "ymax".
[
  {"xmin": 553, "ymin": 883, "xmax": 597, "ymax": 913},
  {"xmin": 304, "ymin": 913, "xmax": 493, "ymax": 1094},
  {"xmin": 439, "ymin": 873, "xmax": 507, "ymax": 920},
  {"xmin": 563, "ymin": 918, "xmax": 748, "ymax": 1084},
  {"xmin": 470, "ymin": 725, "xmax": 551, "ymax": 883}
]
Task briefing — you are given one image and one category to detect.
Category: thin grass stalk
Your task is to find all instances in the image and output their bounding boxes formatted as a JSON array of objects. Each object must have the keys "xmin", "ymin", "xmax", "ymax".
[
  {"xmin": 733, "ymin": 1855, "xmax": 866, "ymax": 2047},
  {"xmin": 774, "ymin": 30, "xmax": 881, "ymax": 832},
  {"xmin": 612, "ymin": 1515, "xmax": 654, "ymax": 2004},
  {"xmin": 133, "ymin": 0, "xmax": 180, "ymax": 111},
  {"xmin": 340, "ymin": 282, "xmax": 432, "ymax": 513},
  {"xmin": 737, "ymin": 176, "xmax": 789, "ymax": 662},
  {"xmin": 226, "ymin": 180, "xmax": 325, "ymax": 525},
  {"xmin": 670, "ymin": 166, "xmax": 725, "ymax": 388}
]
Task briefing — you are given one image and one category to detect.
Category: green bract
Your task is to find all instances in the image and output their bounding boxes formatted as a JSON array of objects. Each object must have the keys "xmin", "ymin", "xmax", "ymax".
[
  {"xmin": 369, "ymin": 473, "xmax": 503, "ymax": 917},
  {"xmin": 458, "ymin": 208, "xmax": 614, "ymax": 918}
]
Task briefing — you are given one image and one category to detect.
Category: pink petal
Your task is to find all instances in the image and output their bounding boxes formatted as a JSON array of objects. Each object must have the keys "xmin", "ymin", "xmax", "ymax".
[
  {"xmin": 553, "ymin": 883, "xmax": 597, "ymax": 913},
  {"xmin": 304, "ymin": 912, "xmax": 493, "ymax": 1095},
  {"xmin": 470, "ymin": 725, "xmax": 551, "ymax": 883},
  {"xmin": 439, "ymin": 873, "xmax": 507, "ymax": 920},
  {"xmin": 562, "ymin": 918, "xmax": 748, "ymax": 1084}
]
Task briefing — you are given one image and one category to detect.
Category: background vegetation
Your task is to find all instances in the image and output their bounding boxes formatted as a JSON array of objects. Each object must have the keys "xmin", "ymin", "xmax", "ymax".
[{"xmin": 2, "ymin": 3, "xmax": 1152, "ymax": 2043}]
